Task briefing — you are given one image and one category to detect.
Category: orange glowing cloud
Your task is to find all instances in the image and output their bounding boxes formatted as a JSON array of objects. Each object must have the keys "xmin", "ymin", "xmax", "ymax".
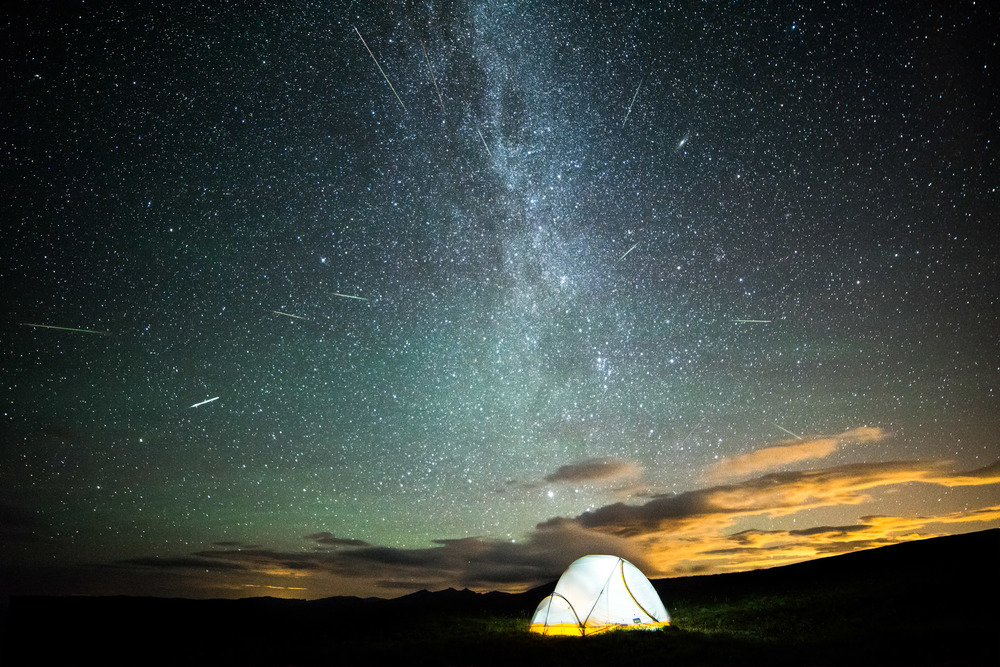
[
  {"xmin": 566, "ymin": 459, "xmax": 949, "ymax": 540},
  {"xmin": 565, "ymin": 457, "xmax": 1000, "ymax": 577},
  {"xmin": 639, "ymin": 504, "xmax": 1000, "ymax": 577},
  {"xmin": 704, "ymin": 426, "xmax": 887, "ymax": 482}
]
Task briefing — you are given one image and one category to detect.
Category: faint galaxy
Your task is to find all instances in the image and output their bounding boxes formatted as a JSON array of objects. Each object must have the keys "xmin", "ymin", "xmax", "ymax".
[{"xmin": 1, "ymin": 1, "xmax": 998, "ymax": 599}]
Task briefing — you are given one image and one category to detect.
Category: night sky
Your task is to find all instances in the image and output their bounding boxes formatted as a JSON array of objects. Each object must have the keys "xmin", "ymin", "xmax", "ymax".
[{"xmin": 2, "ymin": 1, "xmax": 998, "ymax": 600}]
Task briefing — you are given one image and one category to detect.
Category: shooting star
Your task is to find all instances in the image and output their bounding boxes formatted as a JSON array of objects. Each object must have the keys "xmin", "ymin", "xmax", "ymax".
[
  {"xmin": 190, "ymin": 397, "xmax": 220, "ymax": 409},
  {"xmin": 354, "ymin": 26, "xmax": 407, "ymax": 112},
  {"xmin": 680, "ymin": 418, "xmax": 707, "ymax": 448},
  {"xmin": 332, "ymin": 292, "xmax": 370, "ymax": 302},
  {"xmin": 421, "ymin": 41, "xmax": 446, "ymax": 112},
  {"xmin": 272, "ymin": 310, "xmax": 308, "ymax": 320},
  {"xmin": 20, "ymin": 323, "xmax": 109, "ymax": 335},
  {"xmin": 772, "ymin": 422, "xmax": 803, "ymax": 440},
  {"xmin": 621, "ymin": 77, "xmax": 642, "ymax": 128},
  {"xmin": 619, "ymin": 242, "xmax": 639, "ymax": 262},
  {"xmin": 733, "ymin": 319, "xmax": 772, "ymax": 323},
  {"xmin": 476, "ymin": 123, "xmax": 492, "ymax": 158}
]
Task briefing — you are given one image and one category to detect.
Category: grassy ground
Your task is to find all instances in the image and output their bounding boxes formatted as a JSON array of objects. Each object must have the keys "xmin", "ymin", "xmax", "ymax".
[
  {"xmin": 234, "ymin": 581, "xmax": 994, "ymax": 667},
  {"xmin": 4, "ymin": 530, "xmax": 997, "ymax": 665},
  {"xmin": 3, "ymin": 586, "xmax": 995, "ymax": 666}
]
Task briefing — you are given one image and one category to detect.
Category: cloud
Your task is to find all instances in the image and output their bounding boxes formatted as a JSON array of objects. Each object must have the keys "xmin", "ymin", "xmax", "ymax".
[
  {"xmin": 108, "ymin": 458, "xmax": 1000, "ymax": 596},
  {"xmin": 305, "ymin": 532, "xmax": 372, "ymax": 548},
  {"xmin": 704, "ymin": 438, "xmax": 839, "ymax": 481},
  {"xmin": 941, "ymin": 459, "xmax": 1000, "ymax": 485},
  {"xmin": 570, "ymin": 459, "xmax": 959, "ymax": 539},
  {"xmin": 120, "ymin": 555, "xmax": 247, "ymax": 571},
  {"xmin": 558, "ymin": 458, "xmax": 1000, "ymax": 576},
  {"xmin": 182, "ymin": 519, "xmax": 645, "ymax": 593},
  {"xmin": 544, "ymin": 458, "xmax": 642, "ymax": 484},
  {"xmin": 675, "ymin": 504, "xmax": 1000, "ymax": 572},
  {"xmin": 704, "ymin": 426, "xmax": 887, "ymax": 481},
  {"xmin": 212, "ymin": 541, "xmax": 264, "ymax": 549}
]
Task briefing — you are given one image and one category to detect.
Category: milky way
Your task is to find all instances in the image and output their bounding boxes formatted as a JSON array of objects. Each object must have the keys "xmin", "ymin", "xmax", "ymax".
[{"xmin": 2, "ymin": 1, "xmax": 997, "ymax": 599}]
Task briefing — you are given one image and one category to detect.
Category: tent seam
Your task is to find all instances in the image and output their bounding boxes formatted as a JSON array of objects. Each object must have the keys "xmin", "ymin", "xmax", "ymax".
[
  {"xmin": 619, "ymin": 559, "xmax": 661, "ymax": 622},
  {"xmin": 580, "ymin": 557, "xmax": 621, "ymax": 628}
]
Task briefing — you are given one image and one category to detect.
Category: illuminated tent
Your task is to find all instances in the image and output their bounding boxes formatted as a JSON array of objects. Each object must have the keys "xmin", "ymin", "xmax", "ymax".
[{"xmin": 528, "ymin": 555, "xmax": 671, "ymax": 636}]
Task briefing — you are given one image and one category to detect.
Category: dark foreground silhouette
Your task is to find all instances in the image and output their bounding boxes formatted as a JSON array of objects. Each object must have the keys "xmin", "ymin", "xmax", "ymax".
[{"xmin": 2, "ymin": 529, "xmax": 997, "ymax": 666}]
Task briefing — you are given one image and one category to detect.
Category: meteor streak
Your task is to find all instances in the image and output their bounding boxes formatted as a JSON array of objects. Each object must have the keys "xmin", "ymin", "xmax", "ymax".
[
  {"xmin": 619, "ymin": 243, "xmax": 638, "ymax": 262},
  {"xmin": 734, "ymin": 319, "xmax": 772, "ymax": 323},
  {"xmin": 476, "ymin": 124, "xmax": 492, "ymax": 158},
  {"xmin": 621, "ymin": 78, "xmax": 642, "ymax": 128},
  {"xmin": 20, "ymin": 323, "xmax": 108, "ymax": 335},
  {"xmin": 190, "ymin": 397, "xmax": 220, "ymax": 409},
  {"xmin": 333, "ymin": 292, "xmax": 370, "ymax": 302},
  {"xmin": 772, "ymin": 422, "xmax": 803, "ymax": 440},
  {"xmin": 421, "ymin": 41, "xmax": 446, "ymax": 112},
  {"xmin": 272, "ymin": 310, "xmax": 307, "ymax": 320},
  {"xmin": 354, "ymin": 27, "xmax": 407, "ymax": 112}
]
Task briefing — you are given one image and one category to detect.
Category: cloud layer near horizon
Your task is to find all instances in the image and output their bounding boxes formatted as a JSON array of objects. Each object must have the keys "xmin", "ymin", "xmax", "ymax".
[{"xmin": 111, "ymin": 457, "xmax": 1000, "ymax": 596}]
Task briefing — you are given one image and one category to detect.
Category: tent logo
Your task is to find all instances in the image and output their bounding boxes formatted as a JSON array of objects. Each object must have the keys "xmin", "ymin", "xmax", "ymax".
[{"xmin": 528, "ymin": 555, "xmax": 671, "ymax": 636}]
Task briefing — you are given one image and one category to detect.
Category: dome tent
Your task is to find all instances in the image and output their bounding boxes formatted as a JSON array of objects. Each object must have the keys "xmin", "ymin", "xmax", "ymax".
[{"xmin": 529, "ymin": 555, "xmax": 670, "ymax": 636}]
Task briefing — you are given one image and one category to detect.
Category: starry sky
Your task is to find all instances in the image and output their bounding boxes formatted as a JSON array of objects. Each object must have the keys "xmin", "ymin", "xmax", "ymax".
[{"xmin": 2, "ymin": 1, "xmax": 998, "ymax": 600}]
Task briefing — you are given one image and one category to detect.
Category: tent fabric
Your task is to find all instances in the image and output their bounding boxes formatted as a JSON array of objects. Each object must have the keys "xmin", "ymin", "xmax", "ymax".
[{"xmin": 528, "ymin": 554, "xmax": 670, "ymax": 636}]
